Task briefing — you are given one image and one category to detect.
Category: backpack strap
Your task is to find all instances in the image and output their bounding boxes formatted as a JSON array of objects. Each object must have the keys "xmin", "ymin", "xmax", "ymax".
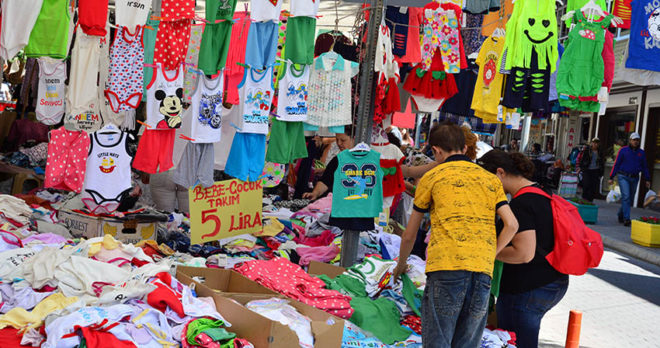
[{"xmin": 513, "ymin": 185, "xmax": 552, "ymax": 199}]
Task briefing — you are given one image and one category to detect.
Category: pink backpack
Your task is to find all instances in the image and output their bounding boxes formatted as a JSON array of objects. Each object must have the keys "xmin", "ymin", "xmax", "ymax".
[{"xmin": 514, "ymin": 187, "xmax": 604, "ymax": 275}]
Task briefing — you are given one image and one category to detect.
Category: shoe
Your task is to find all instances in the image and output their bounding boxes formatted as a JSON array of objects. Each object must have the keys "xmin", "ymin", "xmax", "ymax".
[
  {"xmin": 618, "ymin": 213, "xmax": 624, "ymax": 223},
  {"xmin": 624, "ymin": 220, "xmax": 631, "ymax": 227}
]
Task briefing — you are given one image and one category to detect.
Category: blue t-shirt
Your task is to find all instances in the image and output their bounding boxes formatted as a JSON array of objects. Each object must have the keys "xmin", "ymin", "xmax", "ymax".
[
  {"xmin": 331, "ymin": 150, "xmax": 384, "ymax": 218},
  {"xmin": 625, "ymin": 0, "xmax": 660, "ymax": 72}
]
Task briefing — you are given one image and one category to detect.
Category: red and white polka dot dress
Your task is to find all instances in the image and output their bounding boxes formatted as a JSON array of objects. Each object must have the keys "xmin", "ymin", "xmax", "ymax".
[
  {"xmin": 44, "ymin": 128, "xmax": 91, "ymax": 193},
  {"xmin": 154, "ymin": 0, "xmax": 194, "ymax": 70}
]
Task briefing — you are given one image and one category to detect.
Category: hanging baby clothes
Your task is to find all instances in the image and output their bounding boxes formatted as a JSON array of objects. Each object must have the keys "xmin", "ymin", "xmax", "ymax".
[
  {"xmin": 394, "ymin": 8, "xmax": 423, "ymax": 64},
  {"xmin": 0, "ymin": 0, "xmax": 44, "ymax": 61},
  {"xmin": 114, "ymin": 0, "xmax": 152, "ymax": 30},
  {"xmin": 285, "ymin": 15, "xmax": 317, "ymax": 65},
  {"xmin": 36, "ymin": 58, "xmax": 66, "ymax": 125},
  {"xmin": 250, "ymin": 0, "xmax": 283, "ymax": 22},
  {"xmin": 224, "ymin": 12, "xmax": 251, "ymax": 105},
  {"xmin": 306, "ymin": 53, "xmax": 359, "ymax": 129},
  {"xmin": 44, "ymin": 128, "xmax": 90, "ymax": 193},
  {"xmin": 99, "ymin": 21, "xmax": 126, "ymax": 128},
  {"xmin": 471, "ymin": 35, "xmax": 505, "ymax": 122},
  {"xmin": 276, "ymin": 63, "xmax": 310, "ymax": 122},
  {"xmin": 81, "ymin": 129, "xmax": 133, "ymax": 214},
  {"xmin": 183, "ymin": 24, "xmax": 204, "ymax": 102},
  {"xmin": 403, "ymin": 58, "xmax": 458, "ymax": 113},
  {"xmin": 172, "ymin": 142, "xmax": 215, "ymax": 188},
  {"xmin": 374, "ymin": 20, "xmax": 401, "ymax": 124},
  {"xmin": 105, "ymin": 26, "xmax": 144, "ymax": 113},
  {"xmin": 612, "ymin": 0, "xmax": 632, "ymax": 29},
  {"xmin": 237, "ymin": 67, "xmax": 274, "ymax": 135},
  {"xmin": 133, "ymin": 129, "xmax": 176, "ymax": 174},
  {"xmin": 143, "ymin": 17, "xmax": 160, "ymax": 96},
  {"xmin": 420, "ymin": 2, "xmax": 466, "ymax": 73},
  {"xmin": 244, "ymin": 21, "xmax": 279, "ymax": 70},
  {"xmin": 371, "ymin": 142, "xmax": 406, "ymax": 198},
  {"xmin": 66, "ymin": 28, "xmax": 102, "ymax": 132},
  {"xmin": 154, "ymin": 0, "xmax": 194, "ymax": 70},
  {"xmin": 78, "ymin": 0, "xmax": 109, "ymax": 36},
  {"xmin": 331, "ymin": 150, "xmax": 384, "ymax": 218},
  {"xmin": 146, "ymin": 64, "xmax": 185, "ymax": 129},
  {"xmin": 24, "ymin": 0, "xmax": 71, "ymax": 59},
  {"xmin": 198, "ymin": 0, "xmax": 237, "ymax": 75},
  {"xmin": 625, "ymin": 0, "xmax": 660, "ymax": 72},
  {"xmin": 190, "ymin": 75, "xmax": 224, "ymax": 143},
  {"xmin": 557, "ymin": 12, "xmax": 613, "ymax": 112},
  {"xmin": 225, "ymin": 132, "xmax": 267, "ymax": 182}
]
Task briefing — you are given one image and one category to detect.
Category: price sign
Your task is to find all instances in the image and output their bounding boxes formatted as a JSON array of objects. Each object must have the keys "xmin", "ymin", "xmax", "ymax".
[{"xmin": 189, "ymin": 179, "xmax": 263, "ymax": 244}]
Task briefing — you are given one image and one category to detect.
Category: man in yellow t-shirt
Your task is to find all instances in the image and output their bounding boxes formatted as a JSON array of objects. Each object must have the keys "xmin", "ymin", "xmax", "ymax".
[{"xmin": 394, "ymin": 123, "xmax": 518, "ymax": 348}]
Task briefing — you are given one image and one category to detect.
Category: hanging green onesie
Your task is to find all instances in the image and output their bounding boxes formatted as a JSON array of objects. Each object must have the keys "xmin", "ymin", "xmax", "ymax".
[
  {"xmin": 24, "ymin": 0, "xmax": 71, "ymax": 59},
  {"xmin": 556, "ymin": 11, "xmax": 612, "ymax": 112},
  {"xmin": 199, "ymin": 0, "xmax": 238, "ymax": 75}
]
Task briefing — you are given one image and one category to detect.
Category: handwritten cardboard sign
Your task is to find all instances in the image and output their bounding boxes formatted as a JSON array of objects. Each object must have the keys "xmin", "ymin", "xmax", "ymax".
[{"xmin": 189, "ymin": 179, "xmax": 263, "ymax": 244}]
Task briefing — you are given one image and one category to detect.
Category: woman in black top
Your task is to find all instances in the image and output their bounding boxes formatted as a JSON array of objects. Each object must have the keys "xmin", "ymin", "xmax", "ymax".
[{"xmin": 479, "ymin": 150, "xmax": 569, "ymax": 348}]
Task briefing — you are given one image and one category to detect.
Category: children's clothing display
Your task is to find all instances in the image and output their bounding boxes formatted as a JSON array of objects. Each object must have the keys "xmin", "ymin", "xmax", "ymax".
[
  {"xmin": 24, "ymin": 0, "xmax": 72, "ymax": 59},
  {"xmin": 36, "ymin": 58, "xmax": 67, "ymax": 125},
  {"xmin": 0, "ymin": 0, "xmax": 44, "ymax": 61},
  {"xmin": 224, "ymin": 12, "xmax": 251, "ymax": 105},
  {"xmin": 557, "ymin": 11, "xmax": 613, "ymax": 112},
  {"xmin": 331, "ymin": 150, "xmax": 384, "ymax": 218},
  {"xmin": 244, "ymin": 21, "xmax": 279, "ymax": 70},
  {"xmin": 472, "ymin": 35, "xmax": 505, "ymax": 121},
  {"xmin": 276, "ymin": 63, "xmax": 310, "ymax": 121},
  {"xmin": 78, "ymin": 0, "xmax": 109, "ymax": 36},
  {"xmin": 143, "ymin": 17, "xmax": 160, "ymax": 96},
  {"xmin": 172, "ymin": 142, "xmax": 215, "ymax": 188},
  {"xmin": 105, "ymin": 26, "xmax": 145, "ymax": 113},
  {"xmin": 146, "ymin": 64, "xmax": 185, "ymax": 129},
  {"xmin": 190, "ymin": 75, "xmax": 224, "ymax": 143},
  {"xmin": 237, "ymin": 67, "xmax": 274, "ymax": 134},
  {"xmin": 133, "ymin": 129, "xmax": 176, "ymax": 174},
  {"xmin": 114, "ymin": 0, "xmax": 152, "ymax": 30},
  {"xmin": 612, "ymin": 0, "xmax": 632, "ymax": 29},
  {"xmin": 284, "ymin": 17, "xmax": 316, "ymax": 65},
  {"xmin": 198, "ymin": 0, "xmax": 237, "ymax": 75},
  {"xmin": 44, "ymin": 128, "xmax": 90, "ymax": 193},
  {"xmin": 250, "ymin": 0, "xmax": 283, "ymax": 22},
  {"xmin": 225, "ymin": 132, "xmax": 267, "ymax": 182},
  {"xmin": 154, "ymin": 19, "xmax": 192, "ymax": 71},
  {"xmin": 81, "ymin": 130, "xmax": 133, "ymax": 214},
  {"xmin": 306, "ymin": 53, "xmax": 359, "ymax": 128},
  {"xmin": 264, "ymin": 119, "xmax": 308, "ymax": 164},
  {"xmin": 99, "ymin": 21, "xmax": 127, "ymax": 129},
  {"xmin": 420, "ymin": 4, "xmax": 463, "ymax": 73},
  {"xmin": 67, "ymin": 28, "xmax": 101, "ymax": 120},
  {"xmin": 183, "ymin": 24, "xmax": 204, "ymax": 102},
  {"xmin": 625, "ymin": 0, "xmax": 660, "ymax": 72}
]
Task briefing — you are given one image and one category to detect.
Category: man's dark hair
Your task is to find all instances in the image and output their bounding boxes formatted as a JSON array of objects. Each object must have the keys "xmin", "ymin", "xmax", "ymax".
[{"xmin": 429, "ymin": 123, "xmax": 465, "ymax": 153}]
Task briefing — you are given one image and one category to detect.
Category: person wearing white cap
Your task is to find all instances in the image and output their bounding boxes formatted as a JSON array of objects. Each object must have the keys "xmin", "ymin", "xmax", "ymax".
[{"xmin": 608, "ymin": 132, "xmax": 651, "ymax": 226}]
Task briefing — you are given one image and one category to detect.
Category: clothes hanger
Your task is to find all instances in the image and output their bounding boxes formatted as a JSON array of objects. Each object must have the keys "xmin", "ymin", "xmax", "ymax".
[
  {"xmin": 350, "ymin": 142, "xmax": 371, "ymax": 152},
  {"xmin": 561, "ymin": 0, "xmax": 623, "ymax": 26},
  {"xmin": 99, "ymin": 122, "xmax": 120, "ymax": 135}
]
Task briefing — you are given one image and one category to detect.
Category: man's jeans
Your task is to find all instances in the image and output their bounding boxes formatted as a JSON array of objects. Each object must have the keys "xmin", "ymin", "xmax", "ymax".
[
  {"xmin": 422, "ymin": 271, "xmax": 491, "ymax": 348},
  {"xmin": 496, "ymin": 278, "xmax": 569, "ymax": 348},
  {"xmin": 618, "ymin": 174, "xmax": 639, "ymax": 221}
]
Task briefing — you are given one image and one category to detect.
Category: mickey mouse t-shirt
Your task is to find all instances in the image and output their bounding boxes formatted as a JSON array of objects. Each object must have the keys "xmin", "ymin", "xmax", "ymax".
[
  {"xmin": 626, "ymin": 0, "xmax": 660, "ymax": 72},
  {"xmin": 146, "ymin": 64, "xmax": 185, "ymax": 129}
]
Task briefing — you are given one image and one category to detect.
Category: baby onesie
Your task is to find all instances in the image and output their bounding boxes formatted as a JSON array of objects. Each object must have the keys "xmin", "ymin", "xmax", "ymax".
[
  {"xmin": 0, "ymin": 0, "xmax": 44, "ymax": 61},
  {"xmin": 78, "ymin": 0, "xmax": 109, "ymax": 36},
  {"xmin": 36, "ymin": 58, "xmax": 67, "ymax": 125},
  {"xmin": 67, "ymin": 27, "xmax": 101, "ymax": 121},
  {"xmin": 114, "ymin": 0, "xmax": 152, "ymax": 30},
  {"xmin": 105, "ymin": 26, "xmax": 144, "ymax": 113},
  {"xmin": 154, "ymin": 0, "xmax": 195, "ymax": 70},
  {"xmin": 44, "ymin": 127, "xmax": 90, "ymax": 193},
  {"xmin": 146, "ymin": 64, "xmax": 185, "ymax": 129}
]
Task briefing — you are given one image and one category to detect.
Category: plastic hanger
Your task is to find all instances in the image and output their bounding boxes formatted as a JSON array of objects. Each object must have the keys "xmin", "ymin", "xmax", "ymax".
[
  {"xmin": 561, "ymin": 0, "xmax": 623, "ymax": 26},
  {"xmin": 99, "ymin": 122, "xmax": 120, "ymax": 135},
  {"xmin": 492, "ymin": 28, "xmax": 505, "ymax": 39},
  {"xmin": 349, "ymin": 142, "xmax": 371, "ymax": 152}
]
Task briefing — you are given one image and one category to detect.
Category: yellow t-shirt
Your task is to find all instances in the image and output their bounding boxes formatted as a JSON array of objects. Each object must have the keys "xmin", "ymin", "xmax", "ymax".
[
  {"xmin": 471, "ymin": 36, "xmax": 505, "ymax": 119},
  {"xmin": 413, "ymin": 156, "xmax": 508, "ymax": 277}
]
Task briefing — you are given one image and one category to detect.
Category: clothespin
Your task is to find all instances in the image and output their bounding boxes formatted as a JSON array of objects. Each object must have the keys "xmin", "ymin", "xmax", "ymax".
[
  {"xmin": 244, "ymin": 3, "xmax": 249, "ymax": 12},
  {"xmin": 137, "ymin": 120, "xmax": 152, "ymax": 129},
  {"xmin": 179, "ymin": 134, "xmax": 195, "ymax": 141},
  {"xmin": 187, "ymin": 67, "xmax": 204, "ymax": 75},
  {"xmin": 144, "ymin": 25, "xmax": 155, "ymax": 30},
  {"xmin": 194, "ymin": 16, "xmax": 209, "ymax": 23},
  {"xmin": 150, "ymin": 15, "xmax": 165, "ymax": 20},
  {"xmin": 230, "ymin": 122, "xmax": 242, "ymax": 131},
  {"xmin": 237, "ymin": 62, "xmax": 250, "ymax": 69},
  {"xmin": 144, "ymin": 63, "xmax": 158, "ymax": 68}
]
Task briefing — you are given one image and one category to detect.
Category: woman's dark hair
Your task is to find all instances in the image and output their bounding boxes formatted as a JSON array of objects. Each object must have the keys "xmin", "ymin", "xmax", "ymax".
[
  {"xmin": 387, "ymin": 131, "xmax": 402, "ymax": 147},
  {"xmin": 478, "ymin": 149, "xmax": 535, "ymax": 180},
  {"xmin": 343, "ymin": 124, "xmax": 354, "ymax": 137}
]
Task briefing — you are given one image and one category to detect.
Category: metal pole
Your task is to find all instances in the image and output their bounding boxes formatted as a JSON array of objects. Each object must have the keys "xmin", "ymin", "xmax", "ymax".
[{"xmin": 340, "ymin": 0, "xmax": 384, "ymax": 268}]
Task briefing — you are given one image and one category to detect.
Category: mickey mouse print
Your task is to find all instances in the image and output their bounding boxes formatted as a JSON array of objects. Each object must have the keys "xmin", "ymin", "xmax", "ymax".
[{"xmin": 146, "ymin": 64, "xmax": 185, "ymax": 129}]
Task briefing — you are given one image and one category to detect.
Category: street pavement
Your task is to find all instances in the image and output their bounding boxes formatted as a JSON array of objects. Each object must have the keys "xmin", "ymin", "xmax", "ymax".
[{"xmin": 536, "ymin": 199, "xmax": 660, "ymax": 347}]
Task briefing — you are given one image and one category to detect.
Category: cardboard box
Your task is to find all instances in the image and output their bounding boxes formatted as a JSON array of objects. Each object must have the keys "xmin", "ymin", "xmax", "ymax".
[
  {"xmin": 307, "ymin": 262, "xmax": 346, "ymax": 279},
  {"xmin": 176, "ymin": 271, "xmax": 344, "ymax": 348},
  {"xmin": 58, "ymin": 209, "xmax": 158, "ymax": 243},
  {"xmin": 176, "ymin": 266, "xmax": 277, "ymax": 295}
]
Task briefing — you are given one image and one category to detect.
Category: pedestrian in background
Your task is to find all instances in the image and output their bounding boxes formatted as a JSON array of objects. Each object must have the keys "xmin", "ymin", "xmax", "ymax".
[
  {"xmin": 609, "ymin": 132, "xmax": 651, "ymax": 226},
  {"xmin": 578, "ymin": 138, "xmax": 605, "ymax": 202}
]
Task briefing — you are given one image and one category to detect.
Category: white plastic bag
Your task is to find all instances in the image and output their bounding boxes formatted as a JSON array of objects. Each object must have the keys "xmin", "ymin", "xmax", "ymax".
[{"xmin": 607, "ymin": 185, "xmax": 621, "ymax": 203}]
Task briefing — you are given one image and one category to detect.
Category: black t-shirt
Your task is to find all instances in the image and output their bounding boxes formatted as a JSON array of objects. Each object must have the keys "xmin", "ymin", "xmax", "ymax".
[
  {"xmin": 496, "ymin": 186, "xmax": 568, "ymax": 294},
  {"xmin": 320, "ymin": 156, "xmax": 339, "ymax": 191}
]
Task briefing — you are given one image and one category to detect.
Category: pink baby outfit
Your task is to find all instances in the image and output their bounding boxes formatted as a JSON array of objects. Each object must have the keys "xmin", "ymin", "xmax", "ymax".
[
  {"xmin": 44, "ymin": 127, "xmax": 90, "ymax": 193},
  {"xmin": 105, "ymin": 26, "xmax": 144, "ymax": 112}
]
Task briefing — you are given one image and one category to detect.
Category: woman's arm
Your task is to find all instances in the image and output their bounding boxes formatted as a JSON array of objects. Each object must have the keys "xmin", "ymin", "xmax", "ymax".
[
  {"xmin": 496, "ymin": 204, "xmax": 519, "ymax": 255},
  {"xmin": 401, "ymin": 161, "xmax": 438, "ymax": 179},
  {"xmin": 496, "ymin": 230, "xmax": 536, "ymax": 264},
  {"xmin": 302, "ymin": 181, "xmax": 328, "ymax": 201}
]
